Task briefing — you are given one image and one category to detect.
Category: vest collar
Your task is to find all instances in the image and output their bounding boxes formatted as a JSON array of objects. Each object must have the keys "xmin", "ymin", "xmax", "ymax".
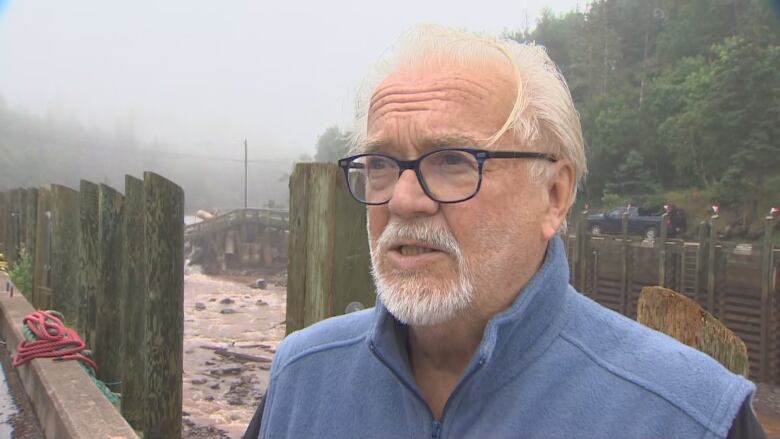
[{"xmin": 367, "ymin": 235, "xmax": 571, "ymax": 395}]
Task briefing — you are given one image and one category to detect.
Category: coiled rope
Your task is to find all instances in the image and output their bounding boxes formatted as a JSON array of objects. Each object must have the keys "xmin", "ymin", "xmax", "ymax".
[{"xmin": 12, "ymin": 310, "xmax": 97, "ymax": 373}]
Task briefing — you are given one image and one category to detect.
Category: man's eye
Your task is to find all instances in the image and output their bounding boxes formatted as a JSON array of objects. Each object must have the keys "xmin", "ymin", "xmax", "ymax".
[
  {"xmin": 367, "ymin": 158, "xmax": 388, "ymax": 169},
  {"xmin": 442, "ymin": 153, "xmax": 467, "ymax": 165}
]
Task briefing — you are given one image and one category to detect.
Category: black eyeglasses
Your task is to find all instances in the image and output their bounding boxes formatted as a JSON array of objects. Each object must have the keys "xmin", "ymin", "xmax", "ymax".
[{"xmin": 337, "ymin": 148, "xmax": 557, "ymax": 205}]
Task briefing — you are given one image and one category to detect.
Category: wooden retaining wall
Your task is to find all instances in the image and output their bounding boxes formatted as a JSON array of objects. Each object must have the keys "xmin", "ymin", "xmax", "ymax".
[{"xmin": 0, "ymin": 172, "xmax": 184, "ymax": 438}]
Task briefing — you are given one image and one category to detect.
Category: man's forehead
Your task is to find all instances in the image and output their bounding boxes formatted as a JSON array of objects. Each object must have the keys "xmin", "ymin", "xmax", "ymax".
[
  {"xmin": 363, "ymin": 63, "xmax": 517, "ymax": 155},
  {"xmin": 360, "ymin": 133, "xmax": 482, "ymax": 154}
]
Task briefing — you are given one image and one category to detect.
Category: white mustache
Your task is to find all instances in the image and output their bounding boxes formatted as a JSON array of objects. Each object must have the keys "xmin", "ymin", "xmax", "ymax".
[{"xmin": 376, "ymin": 217, "xmax": 463, "ymax": 259}]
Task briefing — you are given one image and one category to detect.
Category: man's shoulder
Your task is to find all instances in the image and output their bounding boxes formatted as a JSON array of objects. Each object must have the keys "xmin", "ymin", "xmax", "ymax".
[
  {"xmin": 561, "ymin": 288, "xmax": 755, "ymax": 436},
  {"xmin": 272, "ymin": 308, "xmax": 375, "ymax": 375}
]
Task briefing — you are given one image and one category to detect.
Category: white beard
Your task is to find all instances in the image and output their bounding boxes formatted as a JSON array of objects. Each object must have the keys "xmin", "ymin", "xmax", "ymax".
[{"xmin": 368, "ymin": 216, "xmax": 475, "ymax": 326}]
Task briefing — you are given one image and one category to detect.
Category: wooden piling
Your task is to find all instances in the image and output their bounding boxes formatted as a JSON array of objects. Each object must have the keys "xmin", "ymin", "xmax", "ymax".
[
  {"xmin": 121, "ymin": 175, "xmax": 146, "ymax": 429},
  {"xmin": 8, "ymin": 189, "xmax": 20, "ymax": 266},
  {"xmin": 620, "ymin": 211, "xmax": 630, "ymax": 315},
  {"xmin": 696, "ymin": 221, "xmax": 708, "ymax": 306},
  {"xmin": 760, "ymin": 214, "xmax": 777, "ymax": 382},
  {"xmin": 24, "ymin": 188, "xmax": 38, "ymax": 287},
  {"xmin": 286, "ymin": 163, "xmax": 376, "ymax": 334},
  {"xmin": 143, "ymin": 172, "xmax": 184, "ymax": 439},
  {"xmin": 0, "ymin": 192, "xmax": 5, "ymax": 255},
  {"xmin": 0, "ymin": 191, "xmax": 6, "ymax": 257},
  {"xmin": 50, "ymin": 185, "xmax": 81, "ymax": 326},
  {"xmin": 18, "ymin": 189, "xmax": 28, "ymax": 261},
  {"xmin": 658, "ymin": 212, "xmax": 668, "ymax": 287},
  {"xmin": 94, "ymin": 184, "xmax": 125, "ymax": 385},
  {"xmin": 78, "ymin": 181, "xmax": 100, "ymax": 345},
  {"xmin": 32, "ymin": 187, "xmax": 51, "ymax": 309},
  {"xmin": 574, "ymin": 210, "xmax": 586, "ymax": 292},
  {"xmin": 707, "ymin": 215, "xmax": 719, "ymax": 315}
]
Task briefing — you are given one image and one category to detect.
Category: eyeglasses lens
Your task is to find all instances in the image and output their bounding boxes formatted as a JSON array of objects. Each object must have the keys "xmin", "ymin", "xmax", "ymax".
[{"xmin": 347, "ymin": 150, "xmax": 480, "ymax": 204}]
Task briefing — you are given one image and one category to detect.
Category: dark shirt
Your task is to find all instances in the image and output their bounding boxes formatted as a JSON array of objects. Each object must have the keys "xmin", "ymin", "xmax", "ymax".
[{"xmin": 727, "ymin": 397, "xmax": 767, "ymax": 439}]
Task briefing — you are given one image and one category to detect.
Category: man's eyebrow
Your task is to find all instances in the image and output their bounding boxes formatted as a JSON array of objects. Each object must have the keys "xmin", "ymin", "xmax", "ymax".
[
  {"xmin": 360, "ymin": 139, "xmax": 389, "ymax": 154},
  {"xmin": 423, "ymin": 134, "xmax": 481, "ymax": 148}
]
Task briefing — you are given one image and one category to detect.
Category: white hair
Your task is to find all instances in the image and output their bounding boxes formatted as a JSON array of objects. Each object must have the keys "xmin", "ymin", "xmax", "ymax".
[{"xmin": 350, "ymin": 24, "xmax": 587, "ymax": 232}]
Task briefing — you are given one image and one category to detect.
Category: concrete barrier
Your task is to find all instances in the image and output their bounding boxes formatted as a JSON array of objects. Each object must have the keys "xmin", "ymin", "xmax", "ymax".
[{"xmin": 0, "ymin": 271, "xmax": 139, "ymax": 439}]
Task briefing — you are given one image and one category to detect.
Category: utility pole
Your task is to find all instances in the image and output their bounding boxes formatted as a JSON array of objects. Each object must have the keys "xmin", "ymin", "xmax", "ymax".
[{"xmin": 244, "ymin": 139, "xmax": 248, "ymax": 209}]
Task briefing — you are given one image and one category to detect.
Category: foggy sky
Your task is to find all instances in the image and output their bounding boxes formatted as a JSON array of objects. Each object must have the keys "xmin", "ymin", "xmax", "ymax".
[{"xmin": 0, "ymin": 0, "xmax": 580, "ymax": 161}]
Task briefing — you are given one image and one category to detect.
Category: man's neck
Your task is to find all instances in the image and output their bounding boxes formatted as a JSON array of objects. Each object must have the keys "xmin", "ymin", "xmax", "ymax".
[{"xmin": 407, "ymin": 312, "xmax": 487, "ymax": 419}]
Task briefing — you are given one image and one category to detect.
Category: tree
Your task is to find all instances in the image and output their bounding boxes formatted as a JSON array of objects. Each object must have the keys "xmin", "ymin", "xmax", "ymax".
[
  {"xmin": 314, "ymin": 126, "xmax": 351, "ymax": 163},
  {"xmin": 604, "ymin": 149, "xmax": 661, "ymax": 198}
]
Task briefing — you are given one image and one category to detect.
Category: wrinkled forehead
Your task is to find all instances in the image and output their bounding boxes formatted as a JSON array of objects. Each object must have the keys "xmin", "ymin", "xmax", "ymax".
[{"xmin": 363, "ymin": 62, "xmax": 517, "ymax": 154}]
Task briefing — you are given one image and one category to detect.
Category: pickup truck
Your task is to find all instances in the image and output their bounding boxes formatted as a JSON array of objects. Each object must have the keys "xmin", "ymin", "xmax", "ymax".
[{"xmin": 587, "ymin": 206, "xmax": 686, "ymax": 239}]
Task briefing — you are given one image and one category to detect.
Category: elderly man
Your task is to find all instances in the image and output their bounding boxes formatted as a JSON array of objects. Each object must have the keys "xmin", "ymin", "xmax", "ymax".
[{"xmin": 246, "ymin": 26, "xmax": 762, "ymax": 439}]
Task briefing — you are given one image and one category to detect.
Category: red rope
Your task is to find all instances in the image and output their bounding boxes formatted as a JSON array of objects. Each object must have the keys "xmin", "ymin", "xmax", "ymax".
[{"xmin": 12, "ymin": 310, "xmax": 97, "ymax": 373}]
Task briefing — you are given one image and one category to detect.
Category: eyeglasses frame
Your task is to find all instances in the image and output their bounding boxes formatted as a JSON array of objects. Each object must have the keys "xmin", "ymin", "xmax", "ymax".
[{"xmin": 337, "ymin": 147, "xmax": 558, "ymax": 205}]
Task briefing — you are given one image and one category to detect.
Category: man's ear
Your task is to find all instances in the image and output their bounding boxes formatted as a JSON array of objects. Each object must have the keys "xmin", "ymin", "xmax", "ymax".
[{"xmin": 541, "ymin": 160, "xmax": 575, "ymax": 240}]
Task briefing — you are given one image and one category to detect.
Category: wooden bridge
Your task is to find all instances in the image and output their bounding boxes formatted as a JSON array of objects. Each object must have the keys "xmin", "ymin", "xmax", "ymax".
[{"xmin": 185, "ymin": 208, "xmax": 289, "ymax": 274}]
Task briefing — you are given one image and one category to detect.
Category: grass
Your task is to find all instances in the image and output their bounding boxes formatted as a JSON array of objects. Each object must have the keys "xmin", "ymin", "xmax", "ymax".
[{"xmin": 8, "ymin": 245, "xmax": 32, "ymax": 295}]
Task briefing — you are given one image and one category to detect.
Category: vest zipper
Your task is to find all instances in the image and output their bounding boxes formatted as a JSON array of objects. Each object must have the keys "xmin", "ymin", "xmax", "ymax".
[
  {"xmin": 435, "ymin": 355, "xmax": 487, "ymax": 437},
  {"xmin": 369, "ymin": 341, "xmax": 488, "ymax": 439},
  {"xmin": 431, "ymin": 420, "xmax": 442, "ymax": 438}
]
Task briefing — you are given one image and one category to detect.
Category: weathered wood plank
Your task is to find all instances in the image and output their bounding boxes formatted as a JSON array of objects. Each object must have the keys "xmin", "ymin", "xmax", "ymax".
[
  {"xmin": 658, "ymin": 212, "xmax": 668, "ymax": 287},
  {"xmin": 18, "ymin": 189, "xmax": 28, "ymax": 267},
  {"xmin": 637, "ymin": 286, "xmax": 749, "ymax": 377},
  {"xmin": 143, "ymin": 172, "xmax": 184, "ymax": 439},
  {"xmin": 94, "ymin": 184, "xmax": 125, "ymax": 385},
  {"xmin": 24, "ymin": 189, "xmax": 38, "ymax": 297},
  {"xmin": 78, "ymin": 180, "xmax": 99, "ymax": 345},
  {"xmin": 760, "ymin": 215, "xmax": 777, "ymax": 381},
  {"xmin": 121, "ymin": 175, "xmax": 146, "ymax": 429},
  {"xmin": 708, "ymin": 215, "xmax": 719, "ymax": 315},
  {"xmin": 32, "ymin": 187, "xmax": 51, "ymax": 310},
  {"xmin": 0, "ymin": 192, "xmax": 5, "ymax": 256},
  {"xmin": 287, "ymin": 163, "xmax": 376, "ymax": 333},
  {"xmin": 8, "ymin": 189, "xmax": 20, "ymax": 265},
  {"xmin": 286, "ymin": 165, "xmax": 310, "ymax": 334},
  {"xmin": 302, "ymin": 165, "xmax": 336, "ymax": 327},
  {"xmin": 50, "ymin": 184, "xmax": 81, "ymax": 327},
  {"xmin": 332, "ymin": 165, "xmax": 376, "ymax": 317}
]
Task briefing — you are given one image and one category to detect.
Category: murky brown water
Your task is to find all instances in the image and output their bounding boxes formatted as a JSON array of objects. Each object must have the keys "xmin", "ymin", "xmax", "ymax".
[{"xmin": 183, "ymin": 271, "xmax": 286, "ymax": 438}]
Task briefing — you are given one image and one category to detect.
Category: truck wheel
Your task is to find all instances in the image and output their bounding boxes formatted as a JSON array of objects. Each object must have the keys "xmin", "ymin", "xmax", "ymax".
[
  {"xmin": 645, "ymin": 227, "xmax": 658, "ymax": 240},
  {"xmin": 589, "ymin": 224, "xmax": 602, "ymax": 235}
]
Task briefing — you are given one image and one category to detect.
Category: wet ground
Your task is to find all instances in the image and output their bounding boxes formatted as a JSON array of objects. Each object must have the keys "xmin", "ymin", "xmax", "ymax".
[
  {"xmin": 182, "ymin": 269, "xmax": 286, "ymax": 439},
  {"xmin": 0, "ymin": 333, "xmax": 44, "ymax": 439}
]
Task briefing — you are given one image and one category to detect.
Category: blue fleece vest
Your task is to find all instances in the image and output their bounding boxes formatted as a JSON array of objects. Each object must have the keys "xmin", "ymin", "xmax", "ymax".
[{"xmin": 260, "ymin": 236, "xmax": 754, "ymax": 439}]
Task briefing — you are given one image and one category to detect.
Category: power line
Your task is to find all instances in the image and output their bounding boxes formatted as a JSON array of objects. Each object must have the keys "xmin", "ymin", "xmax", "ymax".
[{"xmin": 139, "ymin": 148, "xmax": 293, "ymax": 165}]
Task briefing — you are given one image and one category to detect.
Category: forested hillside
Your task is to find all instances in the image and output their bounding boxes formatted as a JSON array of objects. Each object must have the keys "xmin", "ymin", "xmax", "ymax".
[{"xmin": 519, "ymin": 0, "xmax": 779, "ymax": 228}]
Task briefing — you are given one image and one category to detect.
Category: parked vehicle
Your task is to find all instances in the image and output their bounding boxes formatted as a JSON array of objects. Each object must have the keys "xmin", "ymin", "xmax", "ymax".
[{"xmin": 587, "ymin": 206, "xmax": 687, "ymax": 239}]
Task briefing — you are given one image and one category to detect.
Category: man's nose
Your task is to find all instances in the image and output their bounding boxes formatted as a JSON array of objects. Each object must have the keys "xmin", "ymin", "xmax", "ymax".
[{"xmin": 387, "ymin": 169, "xmax": 438, "ymax": 217}]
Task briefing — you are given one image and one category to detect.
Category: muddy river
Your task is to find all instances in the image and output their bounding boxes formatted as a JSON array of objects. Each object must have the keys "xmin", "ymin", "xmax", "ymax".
[{"xmin": 183, "ymin": 270, "xmax": 286, "ymax": 439}]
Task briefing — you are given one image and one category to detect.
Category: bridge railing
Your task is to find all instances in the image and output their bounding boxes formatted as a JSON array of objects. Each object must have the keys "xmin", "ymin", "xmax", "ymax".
[{"xmin": 184, "ymin": 207, "xmax": 289, "ymax": 236}]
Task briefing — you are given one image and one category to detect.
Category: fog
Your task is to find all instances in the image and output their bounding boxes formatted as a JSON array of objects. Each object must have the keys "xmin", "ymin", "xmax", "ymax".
[{"xmin": 0, "ymin": 0, "xmax": 579, "ymax": 211}]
